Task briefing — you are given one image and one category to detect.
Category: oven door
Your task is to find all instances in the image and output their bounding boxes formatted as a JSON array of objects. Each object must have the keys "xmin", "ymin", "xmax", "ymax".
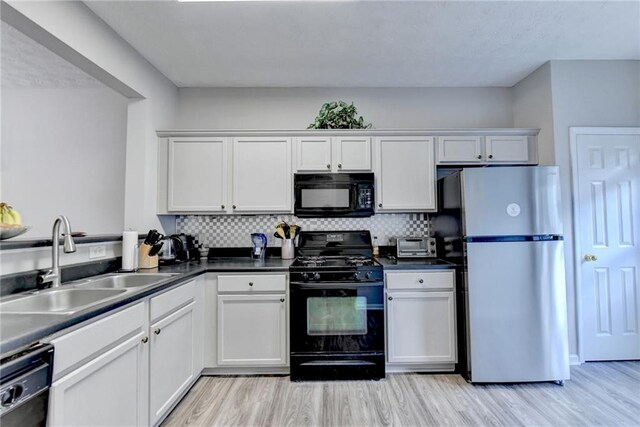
[{"xmin": 290, "ymin": 281, "xmax": 384, "ymax": 354}]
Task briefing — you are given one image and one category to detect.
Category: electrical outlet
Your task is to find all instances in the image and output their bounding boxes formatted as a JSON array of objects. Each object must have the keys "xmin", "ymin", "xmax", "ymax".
[{"xmin": 89, "ymin": 245, "xmax": 106, "ymax": 259}]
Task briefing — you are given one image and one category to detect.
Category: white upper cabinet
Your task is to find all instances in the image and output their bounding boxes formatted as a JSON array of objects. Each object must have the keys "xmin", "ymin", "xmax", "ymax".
[
  {"xmin": 232, "ymin": 137, "xmax": 292, "ymax": 212},
  {"xmin": 167, "ymin": 137, "xmax": 228, "ymax": 212},
  {"xmin": 437, "ymin": 135, "xmax": 535, "ymax": 165},
  {"xmin": 375, "ymin": 136, "xmax": 436, "ymax": 212},
  {"xmin": 295, "ymin": 136, "xmax": 332, "ymax": 172},
  {"xmin": 333, "ymin": 136, "xmax": 372, "ymax": 171},
  {"xmin": 436, "ymin": 136, "xmax": 483, "ymax": 164},
  {"xmin": 295, "ymin": 136, "xmax": 372, "ymax": 172},
  {"xmin": 485, "ymin": 135, "xmax": 530, "ymax": 162}
]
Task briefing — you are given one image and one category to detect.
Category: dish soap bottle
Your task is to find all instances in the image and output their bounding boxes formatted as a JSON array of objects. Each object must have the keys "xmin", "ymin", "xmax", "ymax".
[{"xmin": 372, "ymin": 236, "xmax": 379, "ymax": 257}]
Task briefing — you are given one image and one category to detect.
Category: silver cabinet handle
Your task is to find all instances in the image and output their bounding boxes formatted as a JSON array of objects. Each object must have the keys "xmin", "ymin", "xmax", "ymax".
[
  {"xmin": 584, "ymin": 254, "xmax": 598, "ymax": 262},
  {"xmin": 141, "ymin": 336, "xmax": 149, "ymax": 344},
  {"xmin": 418, "ymin": 279, "xmax": 424, "ymax": 283},
  {"xmin": 154, "ymin": 328, "xmax": 161, "ymax": 335}
]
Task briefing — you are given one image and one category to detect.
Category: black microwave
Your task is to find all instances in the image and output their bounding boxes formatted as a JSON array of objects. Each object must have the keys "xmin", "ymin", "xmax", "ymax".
[{"xmin": 294, "ymin": 173, "xmax": 375, "ymax": 217}]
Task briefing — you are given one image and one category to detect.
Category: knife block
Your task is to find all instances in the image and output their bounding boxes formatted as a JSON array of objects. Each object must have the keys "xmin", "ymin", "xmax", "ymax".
[{"xmin": 138, "ymin": 243, "xmax": 159, "ymax": 269}]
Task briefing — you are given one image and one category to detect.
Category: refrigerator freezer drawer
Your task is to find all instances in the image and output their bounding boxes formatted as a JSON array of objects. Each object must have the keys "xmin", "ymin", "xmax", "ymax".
[{"xmin": 465, "ymin": 240, "xmax": 570, "ymax": 383}]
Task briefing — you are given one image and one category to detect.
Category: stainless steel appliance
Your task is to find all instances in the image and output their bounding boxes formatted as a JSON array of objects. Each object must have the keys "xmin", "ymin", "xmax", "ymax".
[
  {"xmin": 294, "ymin": 173, "xmax": 374, "ymax": 217},
  {"xmin": 396, "ymin": 237, "xmax": 437, "ymax": 258},
  {"xmin": 0, "ymin": 344, "xmax": 54, "ymax": 427},
  {"xmin": 432, "ymin": 166, "xmax": 570, "ymax": 384},
  {"xmin": 289, "ymin": 231, "xmax": 385, "ymax": 381}
]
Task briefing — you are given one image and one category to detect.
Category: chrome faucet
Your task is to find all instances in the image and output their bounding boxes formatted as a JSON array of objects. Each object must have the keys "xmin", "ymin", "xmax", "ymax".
[{"xmin": 38, "ymin": 215, "xmax": 76, "ymax": 288}]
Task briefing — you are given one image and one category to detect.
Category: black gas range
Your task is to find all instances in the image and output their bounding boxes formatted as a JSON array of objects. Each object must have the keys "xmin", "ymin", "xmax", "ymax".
[{"xmin": 289, "ymin": 231, "xmax": 385, "ymax": 381}]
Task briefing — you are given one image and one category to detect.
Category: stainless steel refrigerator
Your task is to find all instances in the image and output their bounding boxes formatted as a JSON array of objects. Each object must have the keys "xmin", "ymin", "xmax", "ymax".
[{"xmin": 433, "ymin": 166, "xmax": 570, "ymax": 384}]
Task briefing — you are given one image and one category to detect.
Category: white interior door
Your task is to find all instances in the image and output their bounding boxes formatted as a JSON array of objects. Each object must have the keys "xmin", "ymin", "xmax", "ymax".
[{"xmin": 573, "ymin": 128, "xmax": 640, "ymax": 361}]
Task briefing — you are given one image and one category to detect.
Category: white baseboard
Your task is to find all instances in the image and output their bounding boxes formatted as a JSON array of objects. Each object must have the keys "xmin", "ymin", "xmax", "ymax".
[{"xmin": 569, "ymin": 354, "xmax": 581, "ymax": 365}]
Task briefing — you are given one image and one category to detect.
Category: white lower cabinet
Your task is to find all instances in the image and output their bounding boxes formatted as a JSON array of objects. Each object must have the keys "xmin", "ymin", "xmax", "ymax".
[
  {"xmin": 49, "ymin": 331, "xmax": 149, "ymax": 427},
  {"xmin": 47, "ymin": 278, "xmax": 204, "ymax": 427},
  {"xmin": 385, "ymin": 270, "xmax": 457, "ymax": 370},
  {"xmin": 149, "ymin": 302, "xmax": 196, "ymax": 426},
  {"xmin": 205, "ymin": 273, "xmax": 289, "ymax": 370},
  {"xmin": 217, "ymin": 294, "xmax": 287, "ymax": 366}
]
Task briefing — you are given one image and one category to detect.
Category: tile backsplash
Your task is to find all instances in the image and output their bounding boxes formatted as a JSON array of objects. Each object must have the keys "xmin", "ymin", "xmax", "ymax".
[{"xmin": 176, "ymin": 214, "xmax": 430, "ymax": 248}]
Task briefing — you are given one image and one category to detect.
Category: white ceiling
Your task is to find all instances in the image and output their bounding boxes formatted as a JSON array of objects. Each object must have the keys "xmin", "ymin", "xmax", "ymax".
[{"xmin": 86, "ymin": 0, "xmax": 639, "ymax": 88}]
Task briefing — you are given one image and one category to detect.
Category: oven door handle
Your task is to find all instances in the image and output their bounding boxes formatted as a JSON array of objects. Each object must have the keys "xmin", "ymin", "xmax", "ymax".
[{"xmin": 291, "ymin": 282, "xmax": 383, "ymax": 289}]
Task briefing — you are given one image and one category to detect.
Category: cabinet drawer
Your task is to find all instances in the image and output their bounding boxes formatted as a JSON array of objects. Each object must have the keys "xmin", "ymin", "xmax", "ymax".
[
  {"xmin": 218, "ymin": 274, "xmax": 286, "ymax": 293},
  {"xmin": 150, "ymin": 280, "xmax": 196, "ymax": 321},
  {"xmin": 50, "ymin": 302, "xmax": 145, "ymax": 379},
  {"xmin": 386, "ymin": 270, "xmax": 454, "ymax": 290}
]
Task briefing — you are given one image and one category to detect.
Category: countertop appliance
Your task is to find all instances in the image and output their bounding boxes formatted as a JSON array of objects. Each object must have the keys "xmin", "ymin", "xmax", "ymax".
[
  {"xmin": 289, "ymin": 230, "xmax": 385, "ymax": 381},
  {"xmin": 158, "ymin": 234, "xmax": 198, "ymax": 264},
  {"xmin": 396, "ymin": 236, "xmax": 437, "ymax": 258},
  {"xmin": 251, "ymin": 233, "xmax": 267, "ymax": 259},
  {"xmin": 432, "ymin": 166, "xmax": 569, "ymax": 384},
  {"xmin": 0, "ymin": 343, "xmax": 54, "ymax": 427},
  {"xmin": 294, "ymin": 173, "xmax": 374, "ymax": 217}
]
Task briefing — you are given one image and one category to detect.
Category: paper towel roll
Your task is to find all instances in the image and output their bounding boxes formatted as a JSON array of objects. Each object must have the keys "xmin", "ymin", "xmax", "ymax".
[{"xmin": 122, "ymin": 231, "xmax": 138, "ymax": 271}]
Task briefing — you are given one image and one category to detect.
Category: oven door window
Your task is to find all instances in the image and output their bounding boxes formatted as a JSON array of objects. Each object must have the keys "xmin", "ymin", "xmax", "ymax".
[{"xmin": 307, "ymin": 296, "xmax": 368, "ymax": 335}]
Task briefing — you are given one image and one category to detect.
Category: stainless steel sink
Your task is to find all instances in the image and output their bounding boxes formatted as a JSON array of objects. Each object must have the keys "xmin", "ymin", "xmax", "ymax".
[
  {"xmin": 77, "ymin": 273, "xmax": 177, "ymax": 289},
  {"xmin": 0, "ymin": 289, "xmax": 126, "ymax": 315}
]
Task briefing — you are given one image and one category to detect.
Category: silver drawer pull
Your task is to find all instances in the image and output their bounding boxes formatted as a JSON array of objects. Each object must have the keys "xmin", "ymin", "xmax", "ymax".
[
  {"xmin": 418, "ymin": 279, "xmax": 424, "ymax": 284},
  {"xmin": 249, "ymin": 282, "xmax": 254, "ymax": 286}
]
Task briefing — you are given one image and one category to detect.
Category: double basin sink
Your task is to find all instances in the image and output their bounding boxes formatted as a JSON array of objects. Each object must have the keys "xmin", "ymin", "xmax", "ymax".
[{"xmin": 0, "ymin": 273, "xmax": 178, "ymax": 315}]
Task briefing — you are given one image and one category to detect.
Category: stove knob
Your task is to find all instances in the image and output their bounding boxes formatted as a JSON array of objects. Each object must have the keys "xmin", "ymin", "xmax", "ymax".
[
  {"xmin": 313, "ymin": 273, "xmax": 321, "ymax": 281},
  {"xmin": 301, "ymin": 273, "xmax": 309, "ymax": 281},
  {"xmin": 365, "ymin": 272, "xmax": 373, "ymax": 280},
  {"xmin": 354, "ymin": 272, "xmax": 362, "ymax": 281}
]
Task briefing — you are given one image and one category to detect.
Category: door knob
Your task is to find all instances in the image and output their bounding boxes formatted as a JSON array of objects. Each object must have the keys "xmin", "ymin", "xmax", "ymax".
[
  {"xmin": 338, "ymin": 164, "xmax": 342, "ymax": 169},
  {"xmin": 326, "ymin": 164, "xmax": 331, "ymax": 169},
  {"xmin": 584, "ymin": 254, "xmax": 598, "ymax": 262}
]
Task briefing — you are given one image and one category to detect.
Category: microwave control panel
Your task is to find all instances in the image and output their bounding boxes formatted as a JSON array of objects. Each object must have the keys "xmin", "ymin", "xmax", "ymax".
[{"xmin": 357, "ymin": 186, "xmax": 373, "ymax": 209}]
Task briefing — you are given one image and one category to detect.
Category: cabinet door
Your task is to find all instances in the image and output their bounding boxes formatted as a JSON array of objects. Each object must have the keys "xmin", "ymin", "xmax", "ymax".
[
  {"xmin": 485, "ymin": 135, "xmax": 530, "ymax": 163},
  {"xmin": 436, "ymin": 136, "xmax": 483, "ymax": 164},
  {"xmin": 376, "ymin": 136, "xmax": 436, "ymax": 211},
  {"xmin": 332, "ymin": 136, "xmax": 372, "ymax": 171},
  {"xmin": 295, "ymin": 136, "xmax": 332, "ymax": 172},
  {"xmin": 232, "ymin": 137, "xmax": 292, "ymax": 212},
  {"xmin": 48, "ymin": 332, "xmax": 149, "ymax": 427},
  {"xmin": 149, "ymin": 302, "xmax": 196, "ymax": 426},
  {"xmin": 168, "ymin": 137, "xmax": 228, "ymax": 212},
  {"xmin": 386, "ymin": 291, "xmax": 456, "ymax": 364},
  {"xmin": 217, "ymin": 294, "xmax": 287, "ymax": 366}
]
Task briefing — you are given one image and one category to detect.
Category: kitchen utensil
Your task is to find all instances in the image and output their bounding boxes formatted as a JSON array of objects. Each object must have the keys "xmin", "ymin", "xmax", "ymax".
[
  {"xmin": 282, "ymin": 223, "xmax": 290, "ymax": 239},
  {"xmin": 148, "ymin": 241, "xmax": 164, "ymax": 256},
  {"xmin": 143, "ymin": 229, "xmax": 156, "ymax": 245},
  {"xmin": 289, "ymin": 224, "xmax": 300, "ymax": 239},
  {"xmin": 275, "ymin": 225, "xmax": 286, "ymax": 239}
]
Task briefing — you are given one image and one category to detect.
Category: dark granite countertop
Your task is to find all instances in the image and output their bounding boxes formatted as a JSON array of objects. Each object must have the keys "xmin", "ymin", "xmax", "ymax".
[
  {"xmin": 376, "ymin": 257, "xmax": 457, "ymax": 270},
  {"xmin": 1, "ymin": 255, "xmax": 456, "ymax": 357},
  {"xmin": 0, "ymin": 258, "xmax": 293, "ymax": 357}
]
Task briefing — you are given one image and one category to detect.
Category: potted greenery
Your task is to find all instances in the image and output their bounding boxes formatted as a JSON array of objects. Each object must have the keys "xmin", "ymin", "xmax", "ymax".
[{"xmin": 308, "ymin": 101, "xmax": 372, "ymax": 129}]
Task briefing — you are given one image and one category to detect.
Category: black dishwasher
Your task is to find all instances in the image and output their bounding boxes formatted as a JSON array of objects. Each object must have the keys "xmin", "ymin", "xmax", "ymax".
[{"xmin": 0, "ymin": 343, "xmax": 54, "ymax": 427}]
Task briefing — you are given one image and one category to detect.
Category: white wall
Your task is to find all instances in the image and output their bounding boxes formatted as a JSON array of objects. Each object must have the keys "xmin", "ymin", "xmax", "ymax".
[
  {"xmin": 1, "ymin": 87, "xmax": 128, "ymax": 238},
  {"xmin": 549, "ymin": 60, "xmax": 640, "ymax": 359},
  {"xmin": 4, "ymin": 1, "xmax": 178, "ymax": 236},
  {"xmin": 512, "ymin": 63, "xmax": 555, "ymax": 165},
  {"xmin": 175, "ymin": 87, "xmax": 514, "ymax": 129}
]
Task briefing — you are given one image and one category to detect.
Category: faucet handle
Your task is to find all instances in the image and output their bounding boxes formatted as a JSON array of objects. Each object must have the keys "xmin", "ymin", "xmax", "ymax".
[{"xmin": 37, "ymin": 269, "xmax": 57, "ymax": 286}]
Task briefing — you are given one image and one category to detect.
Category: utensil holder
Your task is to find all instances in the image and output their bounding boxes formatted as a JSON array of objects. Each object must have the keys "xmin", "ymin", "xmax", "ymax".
[
  {"xmin": 138, "ymin": 243, "xmax": 159, "ymax": 269},
  {"xmin": 281, "ymin": 239, "xmax": 295, "ymax": 260}
]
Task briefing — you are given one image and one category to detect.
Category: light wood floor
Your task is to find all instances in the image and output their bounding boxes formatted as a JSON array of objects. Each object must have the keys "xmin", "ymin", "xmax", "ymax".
[{"xmin": 162, "ymin": 362, "xmax": 640, "ymax": 426}]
